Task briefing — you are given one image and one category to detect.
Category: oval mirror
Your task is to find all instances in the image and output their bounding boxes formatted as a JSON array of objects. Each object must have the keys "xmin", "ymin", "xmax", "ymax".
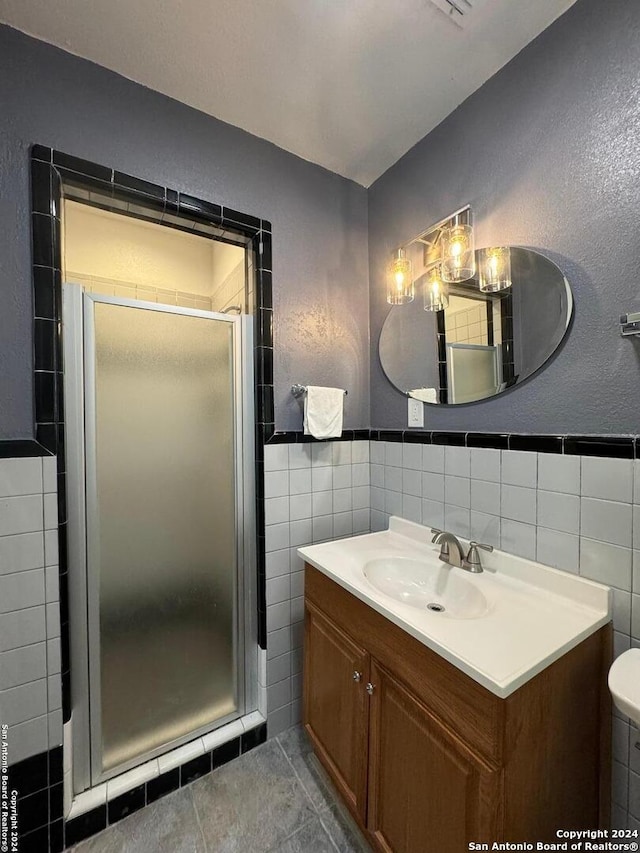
[{"xmin": 378, "ymin": 246, "xmax": 573, "ymax": 405}]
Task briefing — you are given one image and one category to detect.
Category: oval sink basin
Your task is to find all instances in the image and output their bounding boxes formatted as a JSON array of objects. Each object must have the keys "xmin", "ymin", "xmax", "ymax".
[{"xmin": 363, "ymin": 557, "xmax": 489, "ymax": 619}]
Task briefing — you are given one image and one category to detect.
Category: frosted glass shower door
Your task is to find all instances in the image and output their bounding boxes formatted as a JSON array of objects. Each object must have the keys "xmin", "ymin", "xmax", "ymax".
[{"xmin": 84, "ymin": 296, "xmax": 242, "ymax": 778}]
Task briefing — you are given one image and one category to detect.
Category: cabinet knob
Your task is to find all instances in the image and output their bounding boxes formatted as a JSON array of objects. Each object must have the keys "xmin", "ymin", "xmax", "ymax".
[
  {"xmin": 353, "ymin": 671, "xmax": 362, "ymax": 682},
  {"xmin": 366, "ymin": 682, "xmax": 375, "ymax": 695}
]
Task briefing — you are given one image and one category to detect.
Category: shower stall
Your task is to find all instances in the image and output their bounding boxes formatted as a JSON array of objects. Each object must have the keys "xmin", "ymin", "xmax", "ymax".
[{"xmin": 64, "ymin": 286, "xmax": 257, "ymax": 790}]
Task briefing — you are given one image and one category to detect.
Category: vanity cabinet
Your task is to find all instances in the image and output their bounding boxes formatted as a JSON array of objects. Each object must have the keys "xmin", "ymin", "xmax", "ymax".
[
  {"xmin": 305, "ymin": 602, "xmax": 369, "ymax": 817},
  {"xmin": 366, "ymin": 660, "xmax": 500, "ymax": 852},
  {"xmin": 303, "ymin": 564, "xmax": 611, "ymax": 853}
]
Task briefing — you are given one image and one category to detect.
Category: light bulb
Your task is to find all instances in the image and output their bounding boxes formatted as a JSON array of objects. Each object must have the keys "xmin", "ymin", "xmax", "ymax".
[
  {"xmin": 423, "ymin": 266, "xmax": 449, "ymax": 312},
  {"xmin": 441, "ymin": 223, "xmax": 475, "ymax": 283},
  {"xmin": 478, "ymin": 247, "xmax": 512, "ymax": 293},
  {"xmin": 387, "ymin": 248, "xmax": 414, "ymax": 305}
]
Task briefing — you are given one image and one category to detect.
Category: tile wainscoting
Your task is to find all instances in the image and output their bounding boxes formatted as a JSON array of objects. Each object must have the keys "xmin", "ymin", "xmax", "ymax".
[
  {"xmin": 0, "ymin": 455, "xmax": 64, "ymax": 848},
  {"xmin": 263, "ymin": 439, "xmax": 371, "ymax": 737},
  {"xmin": 5, "ymin": 434, "xmax": 640, "ymax": 845},
  {"xmin": 264, "ymin": 432, "xmax": 640, "ymax": 831}
]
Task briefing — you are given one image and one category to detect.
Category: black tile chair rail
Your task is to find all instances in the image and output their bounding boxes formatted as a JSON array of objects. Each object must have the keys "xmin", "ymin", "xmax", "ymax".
[
  {"xmin": 0, "ymin": 439, "xmax": 53, "ymax": 458},
  {"xmin": 265, "ymin": 429, "xmax": 640, "ymax": 458}
]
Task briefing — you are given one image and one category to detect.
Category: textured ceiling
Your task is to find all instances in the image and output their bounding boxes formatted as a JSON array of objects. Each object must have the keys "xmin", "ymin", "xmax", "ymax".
[{"xmin": 0, "ymin": 0, "xmax": 577, "ymax": 186}]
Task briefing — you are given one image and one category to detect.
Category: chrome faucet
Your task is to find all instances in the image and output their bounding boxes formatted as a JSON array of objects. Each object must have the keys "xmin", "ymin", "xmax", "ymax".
[{"xmin": 431, "ymin": 529, "xmax": 493, "ymax": 573}]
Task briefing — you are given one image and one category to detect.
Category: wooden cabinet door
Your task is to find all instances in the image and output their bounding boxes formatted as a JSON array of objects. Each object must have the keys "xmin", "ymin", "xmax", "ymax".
[
  {"xmin": 367, "ymin": 661, "xmax": 501, "ymax": 853},
  {"xmin": 304, "ymin": 601, "xmax": 370, "ymax": 820}
]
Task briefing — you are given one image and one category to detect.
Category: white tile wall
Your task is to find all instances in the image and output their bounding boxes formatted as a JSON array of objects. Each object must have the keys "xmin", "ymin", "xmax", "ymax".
[
  {"xmin": 2, "ymin": 442, "xmax": 634, "ymax": 827},
  {"xmin": 263, "ymin": 439, "xmax": 370, "ymax": 737},
  {"xmin": 0, "ymin": 456, "xmax": 61, "ymax": 766},
  {"xmin": 368, "ymin": 441, "xmax": 640, "ymax": 829}
]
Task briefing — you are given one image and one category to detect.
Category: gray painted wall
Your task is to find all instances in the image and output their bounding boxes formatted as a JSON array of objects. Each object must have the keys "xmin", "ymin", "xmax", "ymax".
[
  {"xmin": 0, "ymin": 25, "xmax": 369, "ymax": 439},
  {"xmin": 369, "ymin": 0, "xmax": 640, "ymax": 434}
]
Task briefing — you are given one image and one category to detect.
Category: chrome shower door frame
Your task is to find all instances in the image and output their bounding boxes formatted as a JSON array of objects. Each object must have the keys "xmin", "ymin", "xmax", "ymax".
[{"xmin": 64, "ymin": 285, "xmax": 257, "ymax": 792}]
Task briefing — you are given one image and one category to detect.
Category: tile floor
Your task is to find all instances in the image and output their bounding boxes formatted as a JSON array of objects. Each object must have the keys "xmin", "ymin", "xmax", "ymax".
[{"xmin": 70, "ymin": 726, "xmax": 371, "ymax": 852}]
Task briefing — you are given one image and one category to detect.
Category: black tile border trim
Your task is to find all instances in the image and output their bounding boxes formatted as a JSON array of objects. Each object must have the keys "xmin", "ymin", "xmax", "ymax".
[
  {"xmin": 30, "ymin": 146, "xmax": 272, "ymax": 731},
  {"xmin": 29, "ymin": 143, "xmax": 272, "ymax": 851},
  {"xmin": 16, "ymin": 724, "xmax": 267, "ymax": 849},
  {"xmin": 0, "ymin": 439, "xmax": 52, "ymax": 458},
  {"xmin": 268, "ymin": 430, "xmax": 639, "ymax": 459}
]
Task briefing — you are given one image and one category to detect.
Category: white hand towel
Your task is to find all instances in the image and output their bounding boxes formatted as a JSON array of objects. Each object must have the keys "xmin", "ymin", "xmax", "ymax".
[
  {"xmin": 408, "ymin": 388, "xmax": 438, "ymax": 404},
  {"xmin": 303, "ymin": 386, "xmax": 345, "ymax": 439}
]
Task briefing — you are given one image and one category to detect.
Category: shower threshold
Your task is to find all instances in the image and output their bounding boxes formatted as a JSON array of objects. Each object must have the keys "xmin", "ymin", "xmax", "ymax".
[{"xmin": 66, "ymin": 710, "xmax": 266, "ymax": 822}]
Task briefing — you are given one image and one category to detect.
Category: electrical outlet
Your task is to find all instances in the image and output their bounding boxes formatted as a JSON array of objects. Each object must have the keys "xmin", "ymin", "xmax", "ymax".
[{"xmin": 408, "ymin": 398, "xmax": 424, "ymax": 428}]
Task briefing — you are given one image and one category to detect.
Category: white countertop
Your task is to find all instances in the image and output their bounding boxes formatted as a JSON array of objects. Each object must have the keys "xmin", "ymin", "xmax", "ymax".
[{"xmin": 298, "ymin": 517, "xmax": 611, "ymax": 698}]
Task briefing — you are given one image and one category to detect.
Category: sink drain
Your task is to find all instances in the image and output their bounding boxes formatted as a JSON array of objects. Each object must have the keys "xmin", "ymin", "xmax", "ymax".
[{"xmin": 427, "ymin": 603, "xmax": 445, "ymax": 613}]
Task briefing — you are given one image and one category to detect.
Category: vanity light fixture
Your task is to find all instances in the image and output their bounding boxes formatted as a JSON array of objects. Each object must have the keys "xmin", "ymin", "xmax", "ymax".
[
  {"xmin": 440, "ymin": 208, "xmax": 475, "ymax": 283},
  {"xmin": 387, "ymin": 247, "xmax": 414, "ymax": 304},
  {"xmin": 388, "ymin": 205, "xmax": 474, "ymax": 306},
  {"xmin": 478, "ymin": 246, "xmax": 512, "ymax": 292},
  {"xmin": 423, "ymin": 265, "xmax": 449, "ymax": 312}
]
